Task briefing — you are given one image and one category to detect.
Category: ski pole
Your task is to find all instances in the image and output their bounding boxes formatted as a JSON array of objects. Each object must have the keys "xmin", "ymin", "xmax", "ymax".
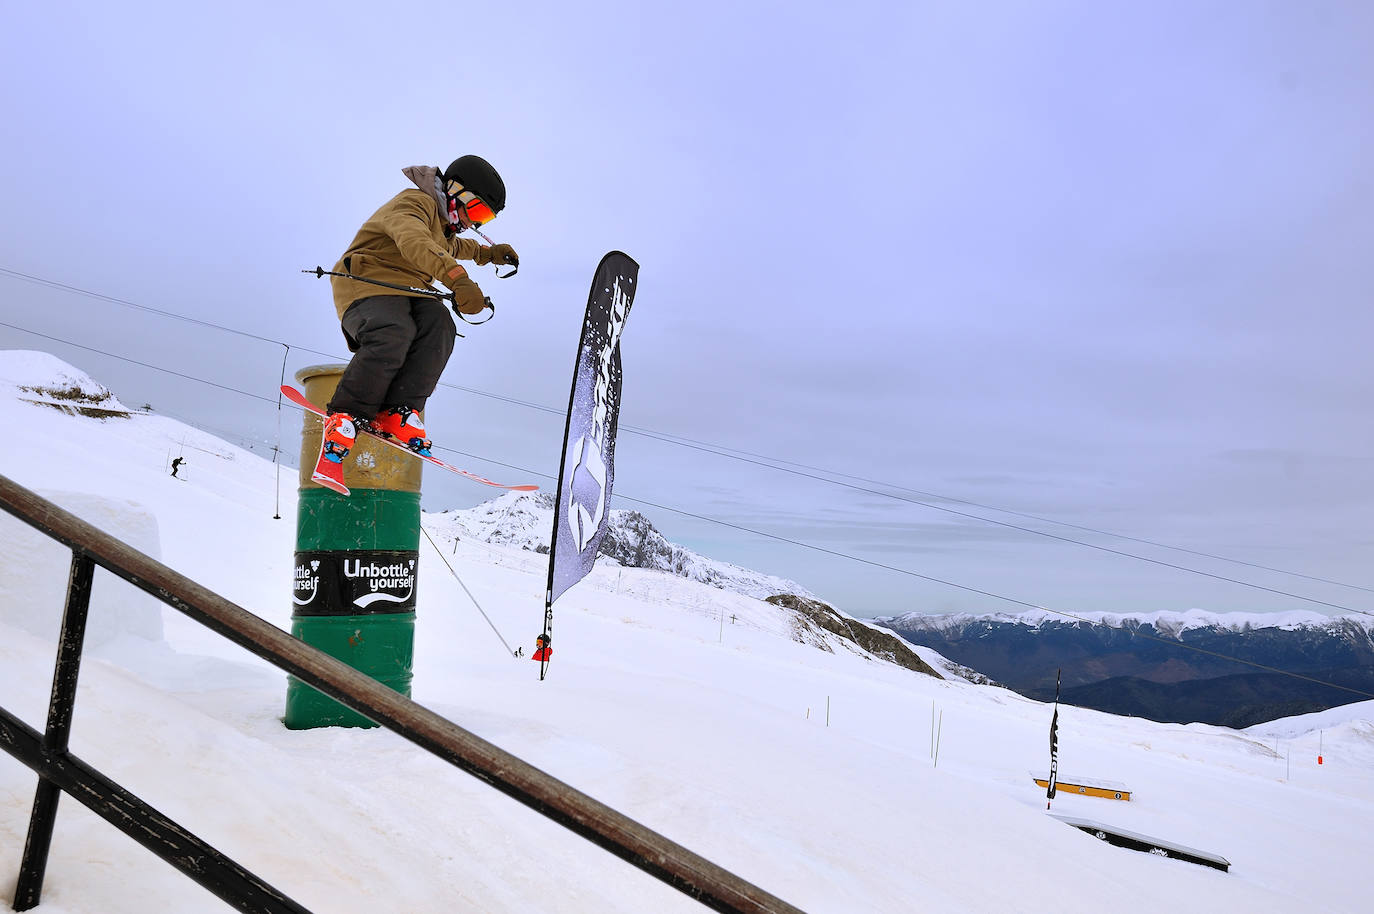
[{"xmin": 302, "ymin": 267, "xmax": 494, "ymax": 324}]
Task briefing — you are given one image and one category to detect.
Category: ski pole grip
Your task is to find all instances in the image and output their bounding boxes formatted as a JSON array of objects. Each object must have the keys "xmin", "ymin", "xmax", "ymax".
[{"xmin": 448, "ymin": 296, "xmax": 494, "ymax": 328}]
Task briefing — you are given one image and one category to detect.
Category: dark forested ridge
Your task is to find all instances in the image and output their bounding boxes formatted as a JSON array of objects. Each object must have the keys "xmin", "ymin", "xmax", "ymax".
[{"xmin": 875, "ymin": 612, "xmax": 1374, "ymax": 726}]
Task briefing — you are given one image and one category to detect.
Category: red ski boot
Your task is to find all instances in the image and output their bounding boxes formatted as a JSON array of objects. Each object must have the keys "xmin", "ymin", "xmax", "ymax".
[
  {"xmin": 311, "ymin": 412, "xmax": 357, "ymax": 495},
  {"xmin": 372, "ymin": 406, "xmax": 432, "ymax": 456}
]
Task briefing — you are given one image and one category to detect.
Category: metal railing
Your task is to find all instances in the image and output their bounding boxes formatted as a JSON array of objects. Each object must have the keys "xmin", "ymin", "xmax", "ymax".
[{"xmin": 0, "ymin": 473, "xmax": 805, "ymax": 914}]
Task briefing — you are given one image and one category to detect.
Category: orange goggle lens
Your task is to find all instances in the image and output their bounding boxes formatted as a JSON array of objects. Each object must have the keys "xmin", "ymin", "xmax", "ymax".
[
  {"xmin": 460, "ymin": 192, "xmax": 497, "ymax": 226},
  {"xmin": 446, "ymin": 180, "xmax": 497, "ymax": 226}
]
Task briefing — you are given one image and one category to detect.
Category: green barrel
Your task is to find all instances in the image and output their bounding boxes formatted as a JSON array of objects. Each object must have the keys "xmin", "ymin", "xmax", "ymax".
[{"xmin": 284, "ymin": 366, "xmax": 425, "ymax": 730}]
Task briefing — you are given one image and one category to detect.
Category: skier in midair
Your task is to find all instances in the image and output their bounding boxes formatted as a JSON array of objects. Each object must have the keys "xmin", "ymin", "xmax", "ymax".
[{"xmin": 320, "ymin": 156, "xmax": 518, "ymax": 462}]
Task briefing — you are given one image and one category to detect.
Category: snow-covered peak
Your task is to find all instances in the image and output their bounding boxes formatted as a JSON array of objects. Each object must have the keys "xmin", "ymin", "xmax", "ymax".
[
  {"xmin": 0, "ymin": 349, "xmax": 129, "ymax": 414},
  {"xmin": 881, "ymin": 606, "xmax": 1372, "ymax": 637},
  {"xmin": 425, "ymin": 490, "xmax": 813, "ymax": 601}
]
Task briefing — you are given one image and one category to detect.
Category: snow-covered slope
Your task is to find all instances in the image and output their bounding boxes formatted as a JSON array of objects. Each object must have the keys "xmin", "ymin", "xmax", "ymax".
[
  {"xmin": 1, "ymin": 350, "xmax": 1371, "ymax": 914},
  {"xmin": 426, "ymin": 492, "xmax": 935, "ymax": 672},
  {"xmin": 1246, "ymin": 699, "xmax": 1374, "ymax": 741},
  {"xmin": 0, "ymin": 351, "xmax": 132, "ymax": 416},
  {"xmin": 427, "ymin": 491, "xmax": 813, "ymax": 601}
]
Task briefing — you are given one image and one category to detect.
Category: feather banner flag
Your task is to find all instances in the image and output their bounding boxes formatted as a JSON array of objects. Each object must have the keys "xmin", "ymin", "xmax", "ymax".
[
  {"xmin": 1047, "ymin": 668, "xmax": 1061, "ymax": 809},
  {"xmin": 539, "ymin": 251, "xmax": 639, "ymax": 680}
]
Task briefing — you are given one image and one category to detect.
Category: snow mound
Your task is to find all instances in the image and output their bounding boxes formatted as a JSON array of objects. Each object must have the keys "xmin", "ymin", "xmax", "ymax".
[
  {"xmin": 1245, "ymin": 699, "xmax": 1374, "ymax": 739},
  {"xmin": 0, "ymin": 349, "xmax": 131, "ymax": 415},
  {"xmin": 0, "ymin": 489, "xmax": 164, "ymax": 648}
]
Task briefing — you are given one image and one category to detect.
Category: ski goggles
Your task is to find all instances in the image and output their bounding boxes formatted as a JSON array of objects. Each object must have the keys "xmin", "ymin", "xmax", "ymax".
[{"xmin": 445, "ymin": 180, "xmax": 497, "ymax": 227}]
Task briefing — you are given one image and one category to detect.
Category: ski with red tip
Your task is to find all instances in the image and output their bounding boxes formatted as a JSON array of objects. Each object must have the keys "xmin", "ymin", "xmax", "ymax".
[
  {"xmin": 310, "ymin": 414, "xmax": 352, "ymax": 495},
  {"xmin": 281, "ymin": 385, "xmax": 539, "ymax": 492},
  {"xmin": 310, "ymin": 444, "xmax": 350, "ymax": 495}
]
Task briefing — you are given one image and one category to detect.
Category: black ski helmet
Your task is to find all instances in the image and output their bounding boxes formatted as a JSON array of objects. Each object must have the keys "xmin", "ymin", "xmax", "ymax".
[{"xmin": 444, "ymin": 155, "xmax": 506, "ymax": 214}]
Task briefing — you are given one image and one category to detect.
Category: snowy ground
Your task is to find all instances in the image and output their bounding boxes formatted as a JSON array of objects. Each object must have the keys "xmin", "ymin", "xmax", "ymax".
[{"xmin": 1, "ymin": 350, "xmax": 1370, "ymax": 913}]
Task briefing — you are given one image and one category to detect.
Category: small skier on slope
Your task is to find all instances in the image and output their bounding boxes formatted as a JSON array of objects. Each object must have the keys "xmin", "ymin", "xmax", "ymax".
[{"xmin": 320, "ymin": 156, "xmax": 518, "ymax": 464}]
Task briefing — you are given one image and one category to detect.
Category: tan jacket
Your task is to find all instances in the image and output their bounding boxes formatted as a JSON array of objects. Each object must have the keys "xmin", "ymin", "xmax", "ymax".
[{"xmin": 329, "ymin": 166, "xmax": 495, "ymax": 318}]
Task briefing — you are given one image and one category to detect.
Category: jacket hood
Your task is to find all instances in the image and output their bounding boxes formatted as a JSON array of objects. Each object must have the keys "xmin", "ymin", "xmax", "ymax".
[{"xmin": 401, "ymin": 165, "xmax": 450, "ymax": 221}]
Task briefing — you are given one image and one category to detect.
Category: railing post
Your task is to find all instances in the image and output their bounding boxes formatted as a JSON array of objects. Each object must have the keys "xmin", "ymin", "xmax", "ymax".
[
  {"xmin": 284, "ymin": 365, "xmax": 424, "ymax": 729},
  {"xmin": 13, "ymin": 551, "xmax": 95, "ymax": 911}
]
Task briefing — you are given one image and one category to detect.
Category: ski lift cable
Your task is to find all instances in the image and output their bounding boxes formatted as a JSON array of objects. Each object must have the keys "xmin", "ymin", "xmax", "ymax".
[
  {"xmin": 3, "ymin": 269, "xmax": 1371, "ymax": 607},
  {"xmin": 419, "ymin": 524, "xmax": 519, "ymax": 660},
  {"xmin": 618, "ymin": 426, "xmax": 1374, "ymax": 596},
  {"xmin": 1, "ymin": 300, "xmax": 1367, "ymax": 698},
  {"xmin": 598, "ymin": 489, "xmax": 1374, "ymax": 701},
  {"xmin": 610, "ymin": 428, "xmax": 1373, "ymax": 617},
  {"xmin": 0, "ymin": 320, "xmax": 278, "ymax": 405}
]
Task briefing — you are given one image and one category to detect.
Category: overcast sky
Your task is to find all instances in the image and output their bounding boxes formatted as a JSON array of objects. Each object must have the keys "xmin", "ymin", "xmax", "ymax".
[{"xmin": 2, "ymin": 1, "xmax": 1372, "ymax": 620}]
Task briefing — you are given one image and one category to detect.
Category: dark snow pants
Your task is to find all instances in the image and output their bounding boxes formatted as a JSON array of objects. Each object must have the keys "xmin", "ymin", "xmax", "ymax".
[{"xmin": 327, "ymin": 294, "xmax": 456, "ymax": 419}]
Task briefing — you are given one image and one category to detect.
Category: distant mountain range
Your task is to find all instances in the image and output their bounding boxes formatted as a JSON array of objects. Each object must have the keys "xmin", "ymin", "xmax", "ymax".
[{"xmin": 874, "ymin": 609, "xmax": 1374, "ymax": 727}]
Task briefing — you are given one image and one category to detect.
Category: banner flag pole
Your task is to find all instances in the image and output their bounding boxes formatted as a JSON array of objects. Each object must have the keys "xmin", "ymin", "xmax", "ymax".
[
  {"xmin": 540, "ymin": 252, "xmax": 640, "ymax": 681},
  {"xmin": 1047, "ymin": 668, "xmax": 1061, "ymax": 809}
]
